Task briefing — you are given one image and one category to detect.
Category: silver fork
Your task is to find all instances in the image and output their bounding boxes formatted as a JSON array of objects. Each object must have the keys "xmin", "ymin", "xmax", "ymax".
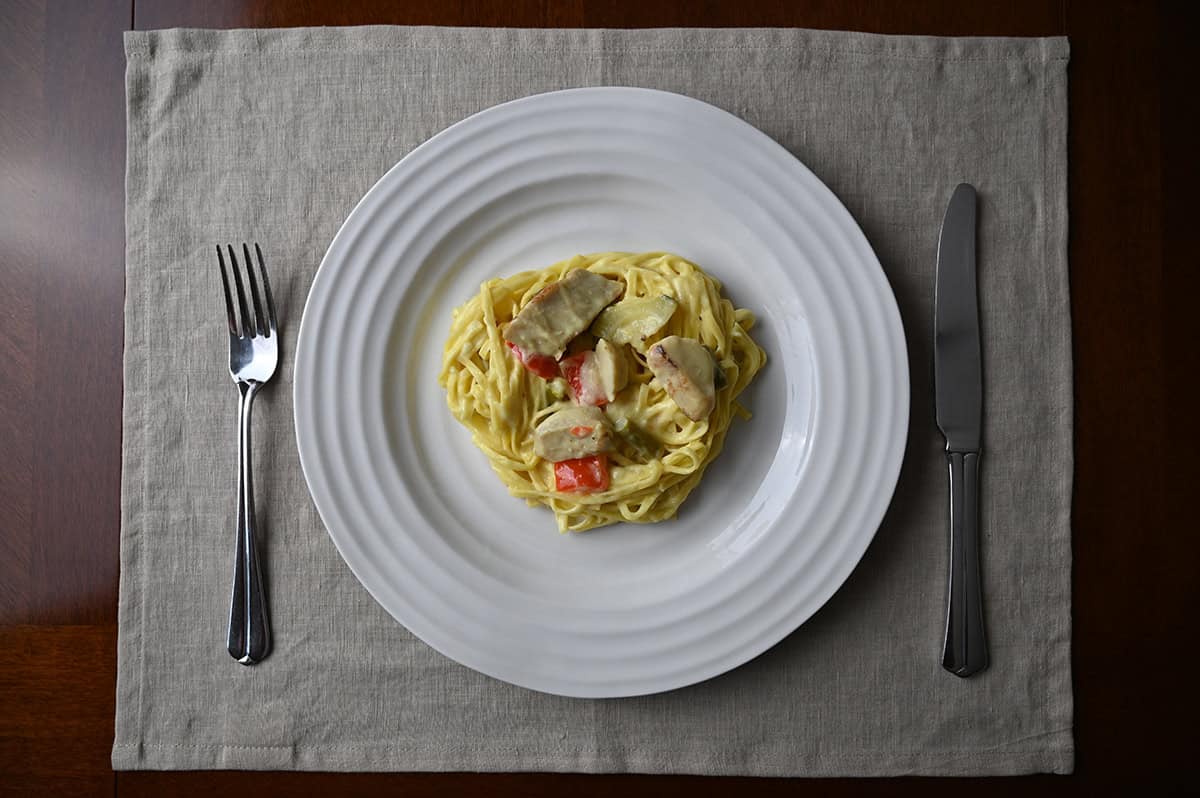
[{"xmin": 216, "ymin": 243, "xmax": 278, "ymax": 665}]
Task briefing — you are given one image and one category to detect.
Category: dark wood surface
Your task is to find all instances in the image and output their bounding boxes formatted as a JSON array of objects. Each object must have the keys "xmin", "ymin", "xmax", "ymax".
[{"xmin": 0, "ymin": 0, "xmax": 1191, "ymax": 795}]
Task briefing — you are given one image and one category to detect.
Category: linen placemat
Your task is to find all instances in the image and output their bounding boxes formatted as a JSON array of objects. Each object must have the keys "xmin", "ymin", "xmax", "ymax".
[{"xmin": 114, "ymin": 26, "xmax": 1072, "ymax": 775}]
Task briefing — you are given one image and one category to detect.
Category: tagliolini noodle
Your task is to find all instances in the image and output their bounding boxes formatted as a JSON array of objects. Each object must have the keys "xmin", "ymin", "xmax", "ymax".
[{"xmin": 438, "ymin": 252, "xmax": 766, "ymax": 532}]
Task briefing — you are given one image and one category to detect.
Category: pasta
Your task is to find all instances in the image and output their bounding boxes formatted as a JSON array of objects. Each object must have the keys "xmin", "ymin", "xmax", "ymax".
[{"xmin": 438, "ymin": 252, "xmax": 766, "ymax": 532}]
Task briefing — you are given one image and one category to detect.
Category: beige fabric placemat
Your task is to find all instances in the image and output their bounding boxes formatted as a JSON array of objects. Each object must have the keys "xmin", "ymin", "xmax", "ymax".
[{"xmin": 114, "ymin": 26, "xmax": 1072, "ymax": 775}]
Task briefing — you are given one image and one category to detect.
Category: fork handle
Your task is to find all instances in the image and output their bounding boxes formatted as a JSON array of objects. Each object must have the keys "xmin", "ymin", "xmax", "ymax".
[{"xmin": 227, "ymin": 381, "xmax": 271, "ymax": 664}]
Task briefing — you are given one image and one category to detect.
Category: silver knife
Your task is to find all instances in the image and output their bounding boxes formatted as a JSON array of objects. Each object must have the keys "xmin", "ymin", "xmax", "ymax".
[{"xmin": 934, "ymin": 183, "xmax": 988, "ymax": 677}]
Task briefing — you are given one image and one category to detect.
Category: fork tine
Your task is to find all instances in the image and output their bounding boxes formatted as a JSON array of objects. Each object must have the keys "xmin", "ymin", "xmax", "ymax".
[
  {"xmin": 216, "ymin": 245, "xmax": 239, "ymax": 336},
  {"xmin": 242, "ymin": 242, "xmax": 266, "ymax": 337},
  {"xmin": 254, "ymin": 243, "xmax": 278, "ymax": 335},
  {"xmin": 226, "ymin": 244, "xmax": 252, "ymax": 338}
]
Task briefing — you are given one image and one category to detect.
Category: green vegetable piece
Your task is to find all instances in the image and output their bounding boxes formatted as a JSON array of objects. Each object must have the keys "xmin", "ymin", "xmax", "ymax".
[
  {"xmin": 590, "ymin": 295, "xmax": 678, "ymax": 348},
  {"xmin": 708, "ymin": 348, "xmax": 728, "ymax": 390},
  {"xmin": 610, "ymin": 414, "xmax": 661, "ymax": 460},
  {"xmin": 713, "ymin": 363, "xmax": 728, "ymax": 390}
]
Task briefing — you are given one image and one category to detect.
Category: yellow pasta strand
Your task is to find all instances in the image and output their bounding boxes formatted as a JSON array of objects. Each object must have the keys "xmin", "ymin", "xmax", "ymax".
[{"xmin": 437, "ymin": 252, "xmax": 766, "ymax": 532}]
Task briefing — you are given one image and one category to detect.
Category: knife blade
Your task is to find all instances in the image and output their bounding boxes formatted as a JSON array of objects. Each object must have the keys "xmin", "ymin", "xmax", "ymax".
[{"xmin": 934, "ymin": 183, "xmax": 988, "ymax": 677}]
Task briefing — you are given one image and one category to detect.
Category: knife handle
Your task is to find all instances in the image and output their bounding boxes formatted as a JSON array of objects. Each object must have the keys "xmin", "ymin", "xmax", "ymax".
[{"xmin": 942, "ymin": 450, "xmax": 988, "ymax": 677}]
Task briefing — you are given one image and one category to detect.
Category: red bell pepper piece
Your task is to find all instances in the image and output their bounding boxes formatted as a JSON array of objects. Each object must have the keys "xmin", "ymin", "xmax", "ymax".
[
  {"xmin": 558, "ymin": 352, "xmax": 607, "ymax": 407},
  {"xmin": 559, "ymin": 353, "xmax": 586, "ymax": 399},
  {"xmin": 506, "ymin": 341, "xmax": 559, "ymax": 380},
  {"xmin": 553, "ymin": 455, "xmax": 610, "ymax": 494}
]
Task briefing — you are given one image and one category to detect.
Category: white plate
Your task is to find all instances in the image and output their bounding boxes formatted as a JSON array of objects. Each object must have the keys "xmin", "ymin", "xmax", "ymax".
[{"xmin": 294, "ymin": 88, "xmax": 908, "ymax": 697}]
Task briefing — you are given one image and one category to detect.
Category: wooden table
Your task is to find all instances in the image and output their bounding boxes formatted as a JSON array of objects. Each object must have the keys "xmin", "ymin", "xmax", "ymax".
[{"xmin": 1, "ymin": 1, "xmax": 1191, "ymax": 795}]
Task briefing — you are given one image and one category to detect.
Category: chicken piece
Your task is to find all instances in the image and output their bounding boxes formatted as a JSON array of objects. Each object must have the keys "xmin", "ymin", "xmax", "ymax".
[
  {"xmin": 646, "ymin": 335, "xmax": 718, "ymax": 421},
  {"xmin": 533, "ymin": 406, "xmax": 614, "ymax": 462},
  {"xmin": 594, "ymin": 339, "xmax": 628, "ymax": 402},
  {"xmin": 559, "ymin": 339, "xmax": 630, "ymax": 406},
  {"xmin": 504, "ymin": 270, "xmax": 623, "ymax": 358}
]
